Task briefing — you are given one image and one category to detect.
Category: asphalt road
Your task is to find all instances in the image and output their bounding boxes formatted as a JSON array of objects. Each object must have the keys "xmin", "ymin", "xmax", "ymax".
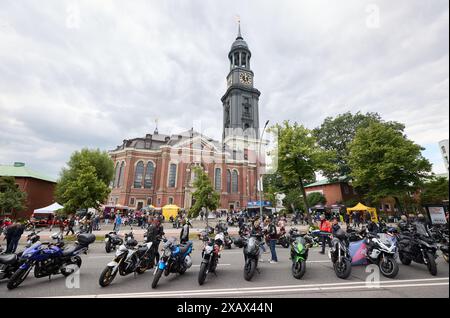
[{"xmin": 0, "ymin": 240, "xmax": 448, "ymax": 298}]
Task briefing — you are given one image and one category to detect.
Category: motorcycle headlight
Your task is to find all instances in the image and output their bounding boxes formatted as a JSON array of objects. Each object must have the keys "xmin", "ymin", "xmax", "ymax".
[{"xmin": 163, "ymin": 248, "xmax": 172, "ymax": 258}]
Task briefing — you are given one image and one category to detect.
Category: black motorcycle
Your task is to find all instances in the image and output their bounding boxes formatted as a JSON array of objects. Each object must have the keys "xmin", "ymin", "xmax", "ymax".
[
  {"xmin": 99, "ymin": 232, "xmax": 155, "ymax": 287},
  {"xmin": 215, "ymin": 222, "xmax": 233, "ymax": 249},
  {"xmin": 243, "ymin": 234, "xmax": 262, "ymax": 281},
  {"xmin": 198, "ymin": 233, "xmax": 222, "ymax": 285},
  {"xmin": 104, "ymin": 231, "xmax": 123, "ymax": 253},
  {"xmin": 329, "ymin": 229, "xmax": 352, "ymax": 279},
  {"xmin": 398, "ymin": 223, "xmax": 439, "ymax": 275},
  {"xmin": 277, "ymin": 229, "xmax": 290, "ymax": 248}
]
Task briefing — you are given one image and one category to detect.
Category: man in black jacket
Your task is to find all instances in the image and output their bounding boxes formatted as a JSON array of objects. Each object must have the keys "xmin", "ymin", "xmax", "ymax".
[
  {"xmin": 264, "ymin": 218, "xmax": 278, "ymax": 264},
  {"xmin": 179, "ymin": 218, "xmax": 189, "ymax": 244}
]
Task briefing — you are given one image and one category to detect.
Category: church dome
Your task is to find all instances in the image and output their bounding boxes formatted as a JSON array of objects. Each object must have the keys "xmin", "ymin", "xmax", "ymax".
[{"xmin": 231, "ymin": 37, "xmax": 249, "ymax": 50}]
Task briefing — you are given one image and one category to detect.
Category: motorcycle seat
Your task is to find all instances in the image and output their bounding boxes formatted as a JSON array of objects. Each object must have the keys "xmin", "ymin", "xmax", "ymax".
[
  {"xmin": 62, "ymin": 245, "xmax": 79, "ymax": 256},
  {"xmin": 0, "ymin": 254, "xmax": 17, "ymax": 264},
  {"xmin": 179, "ymin": 241, "xmax": 193, "ymax": 254}
]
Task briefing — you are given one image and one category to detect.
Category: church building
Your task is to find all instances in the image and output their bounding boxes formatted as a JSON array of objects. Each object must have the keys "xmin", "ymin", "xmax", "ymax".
[{"xmin": 107, "ymin": 25, "xmax": 264, "ymax": 211}]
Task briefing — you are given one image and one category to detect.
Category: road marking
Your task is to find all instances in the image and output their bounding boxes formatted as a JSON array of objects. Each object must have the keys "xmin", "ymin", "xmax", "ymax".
[{"xmin": 49, "ymin": 277, "xmax": 449, "ymax": 298}]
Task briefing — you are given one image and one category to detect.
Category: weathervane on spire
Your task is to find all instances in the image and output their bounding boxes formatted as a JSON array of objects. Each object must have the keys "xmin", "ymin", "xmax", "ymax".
[
  {"xmin": 235, "ymin": 15, "xmax": 242, "ymax": 39},
  {"xmin": 154, "ymin": 118, "xmax": 159, "ymax": 135}
]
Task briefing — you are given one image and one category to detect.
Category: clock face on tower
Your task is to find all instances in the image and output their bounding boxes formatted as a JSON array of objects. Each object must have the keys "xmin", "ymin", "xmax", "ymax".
[{"xmin": 239, "ymin": 72, "xmax": 252, "ymax": 85}]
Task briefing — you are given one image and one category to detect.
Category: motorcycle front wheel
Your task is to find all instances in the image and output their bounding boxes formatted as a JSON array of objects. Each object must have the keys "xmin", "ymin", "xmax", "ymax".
[
  {"xmin": 105, "ymin": 242, "xmax": 112, "ymax": 253},
  {"xmin": 426, "ymin": 252, "xmax": 437, "ymax": 276},
  {"xmin": 99, "ymin": 266, "xmax": 117, "ymax": 287},
  {"xmin": 152, "ymin": 268, "xmax": 163, "ymax": 289},
  {"xmin": 198, "ymin": 262, "xmax": 208, "ymax": 285},
  {"xmin": 61, "ymin": 256, "xmax": 82, "ymax": 277},
  {"xmin": 7, "ymin": 267, "xmax": 31, "ymax": 290},
  {"xmin": 379, "ymin": 255, "xmax": 399, "ymax": 278},
  {"xmin": 291, "ymin": 260, "xmax": 306, "ymax": 279},
  {"xmin": 244, "ymin": 259, "xmax": 256, "ymax": 281},
  {"xmin": 334, "ymin": 258, "xmax": 351, "ymax": 279},
  {"xmin": 399, "ymin": 252, "xmax": 412, "ymax": 265}
]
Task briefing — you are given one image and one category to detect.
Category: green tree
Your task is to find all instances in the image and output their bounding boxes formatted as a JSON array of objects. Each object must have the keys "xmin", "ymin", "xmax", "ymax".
[
  {"xmin": 314, "ymin": 112, "xmax": 404, "ymax": 180},
  {"xmin": 307, "ymin": 192, "xmax": 327, "ymax": 206},
  {"xmin": 272, "ymin": 121, "xmax": 336, "ymax": 225},
  {"xmin": 420, "ymin": 176, "xmax": 449, "ymax": 205},
  {"xmin": 348, "ymin": 122, "xmax": 432, "ymax": 211},
  {"xmin": 189, "ymin": 167, "xmax": 220, "ymax": 218},
  {"xmin": 283, "ymin": 188, "xmax": 305, "ymax": 213},
  {"xmin": 56, "ymin": 149, "xmax": 114, "ymax": 213},
  {"xmin": 0, "ymin": 176, "xmax": 27, "ymax": 219}
]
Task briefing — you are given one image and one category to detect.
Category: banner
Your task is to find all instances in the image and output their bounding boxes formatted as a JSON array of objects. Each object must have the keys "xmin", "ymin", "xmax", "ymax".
[{"xmin": 426, "ymin": 206, "xmax": 447, "ymax": 225}]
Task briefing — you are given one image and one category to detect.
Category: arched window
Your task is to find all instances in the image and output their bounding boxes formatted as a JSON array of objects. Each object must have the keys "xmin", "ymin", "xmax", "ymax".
[
  {"xmin": 117, "ymin": 162, "xmax": 125, "ymax": 188},
  {"xmin": 215, "ymin": 168, "xmax": 221, "ymax": 191},
  {"xmin": 226, "ymin": 170, "xmax": 231, "ymax": 193},
  {"xmin": 113, "ymin": 163, "xmax": 120, "ymax": 188},
  {"xmin": 168, "ymin": 163, "xmax": 177, "ymax": 188},
  {"xmin": 168, "ymin": 197, "xmax": 174, "ymax": 205},
  {"xmin": 232, "ymin": 170, "xmax": 238, "ymax": 193},
  {"xmin": 134, "ymin": 161, "xmax": 144, "ymax": 188},
  {"xmin": 144, "ymin": 162, "xmax": 155, "ymax": 188}
]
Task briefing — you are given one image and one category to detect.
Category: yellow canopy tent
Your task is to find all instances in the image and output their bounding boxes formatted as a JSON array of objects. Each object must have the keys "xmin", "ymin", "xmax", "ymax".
[
  {"xmin": 346, "ymin": 202, "xmax": 379, "ymax": 223},
  {"xmin": 162, "ymin": 204, "xmax": 180, "ymax": 220}
]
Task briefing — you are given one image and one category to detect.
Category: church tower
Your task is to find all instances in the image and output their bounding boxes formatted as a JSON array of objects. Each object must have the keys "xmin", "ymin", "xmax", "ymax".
[{"xmin": 222, "ymin": 22, "xmax": 261, "ymax": 142}]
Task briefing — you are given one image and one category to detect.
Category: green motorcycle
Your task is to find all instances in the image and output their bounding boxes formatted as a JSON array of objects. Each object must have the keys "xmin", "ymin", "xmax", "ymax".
[{"xmin": 289, "ymin": 228, "xmax": 310, "ymax": 279}]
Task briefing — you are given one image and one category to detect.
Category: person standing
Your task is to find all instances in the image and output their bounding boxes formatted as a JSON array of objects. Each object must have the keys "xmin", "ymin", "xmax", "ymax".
[
  {"xmin": 265, "ymin": 218, "xmax": 278, "ymax": 264},
  {"xmin": 114, "ymin": 213, "xmax": 122, "ymax": 232},
  {"xmin": 318, "ymin": 214, "xmax": 332, "ymax": 254},
  {"xmin": 66, "ymin": 215, "xmax": 75, "ymax": 235},
  {"xmin": 4, "ymin": 222, "xmax": 17, "ymax": 254},
  {"xmin": 179, "ymin": 218, "xmax": 190, "ymax": 244},
  {"xmin": 8, "ymin": 221, "xmax": 24, "ymax": 254}
]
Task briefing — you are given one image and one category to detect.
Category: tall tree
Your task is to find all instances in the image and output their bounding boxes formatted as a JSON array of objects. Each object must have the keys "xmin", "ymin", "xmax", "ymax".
[
  {"xmin": 272, "ymin": 121, "xmax": 335, "ymax": 224},
  {"xmin": 348, "ymin": 122, "xmax": 432, "ymax": 211},
  {"xmin": 56, "ymin": 149, "xmax": 114, "ymax": 213},
  {"xmin": 0, "ymin": 176, "xmax": 27, "ymax": 219},
  {"xmin": 313, "ymin": 112, "xmax": 404, "ymax": 180},
  {"xmin": 420, "ymin": 176, "xmax": 449, "ymax": 205},
  {"xmin": 189, "ymin": 167, "xmax": 220, "ymax": 218}
]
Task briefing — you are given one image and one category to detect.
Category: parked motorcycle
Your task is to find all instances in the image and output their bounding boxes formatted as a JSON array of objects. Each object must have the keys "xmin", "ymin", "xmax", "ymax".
[
  {"xmin": 198, "ymin": 232, "xmax": 222, "ymax": 285},
  {"xmin": 243, "ymin": 234, "xmax": 262, "ymax": 281},
  {"xmin": 364, "ymin": 231, "xmax": 399, "ymax": 278},
  {"xmin": 289, "ymin": 228, "xmax": 310, "ymax": 279},
  {"xmin": 398, "ymin": 222, "xmax": 439, "ymax": 275},
  {"xmin": 0, "ymin": 230, "xmax": 41, "ymax": 281},
  {"xmin": 277, "ymin": 228, "xmax": 290, "ymax": 248},
  {"xmin": 329, "ymin": 229, "xmax": 352, "ymax": 279},
  {"xmin": 104, "ymin": 231, "xmax": 123, "ymax": 253},
  {"xmin": 7, "ymin": 233, "xmax": 95, "ymax": 290},
  {"xmin": 152, "ymin": 238, "xmax": 193, "ymax": 288},
  {"xmin": 215, "ymin": 221, "xmax": 233, "ymax": 249},
  {"xmin": 99, "ymin": 232, "xmax": 154, "ymax": 287}
]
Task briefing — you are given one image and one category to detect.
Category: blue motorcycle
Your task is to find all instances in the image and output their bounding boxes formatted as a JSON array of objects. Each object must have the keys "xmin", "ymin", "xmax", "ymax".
[
  {"xmin": 151, "ymin": 238, "xmax": 193, "ymax": 288},
  {"xmin": 7, "ymin": 233, "xmax": 95, "ymax": 290}
]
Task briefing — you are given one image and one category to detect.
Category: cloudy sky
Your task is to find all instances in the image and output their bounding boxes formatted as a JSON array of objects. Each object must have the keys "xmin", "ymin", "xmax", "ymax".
[{"xmin": 0, "ymin": 0, "xmax": 448, "ymax": 179}]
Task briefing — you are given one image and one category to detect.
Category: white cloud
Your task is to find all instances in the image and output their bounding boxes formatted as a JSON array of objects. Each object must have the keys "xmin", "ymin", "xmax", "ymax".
[{"xmin": 0, "ymin": 0, "xmax": 448, "ymax": 178}]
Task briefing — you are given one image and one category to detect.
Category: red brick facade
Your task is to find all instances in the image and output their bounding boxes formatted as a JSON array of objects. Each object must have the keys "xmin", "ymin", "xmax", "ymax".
[
  {"xmin": 305, "ymin": 182, "xmax": 359, "ymax": 206},
  {"xmin": 13, "ymin": 177, "xmax": 56, "ymax": 219},
  {"xmin": 108, "ymin": 135, "xmax": 260, "ymax": 210}
]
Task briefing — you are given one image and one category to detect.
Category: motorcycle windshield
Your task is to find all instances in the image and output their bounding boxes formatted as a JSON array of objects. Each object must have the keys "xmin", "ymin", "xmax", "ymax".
[{"xmin": 415, "ymin": 223, "xmax": 430, "ymax": 237}]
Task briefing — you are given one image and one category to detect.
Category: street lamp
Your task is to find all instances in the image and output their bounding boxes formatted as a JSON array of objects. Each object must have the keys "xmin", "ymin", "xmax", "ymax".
[{"xmin": 258, "ymin": 120, "xmax": 270, "ymax": 220}]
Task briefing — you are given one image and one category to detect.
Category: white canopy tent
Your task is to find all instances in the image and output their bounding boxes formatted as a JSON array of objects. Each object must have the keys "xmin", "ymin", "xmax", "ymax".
[{"xmin": 33, "ymin": 202, "xmax": 64, "ymax": 214}]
